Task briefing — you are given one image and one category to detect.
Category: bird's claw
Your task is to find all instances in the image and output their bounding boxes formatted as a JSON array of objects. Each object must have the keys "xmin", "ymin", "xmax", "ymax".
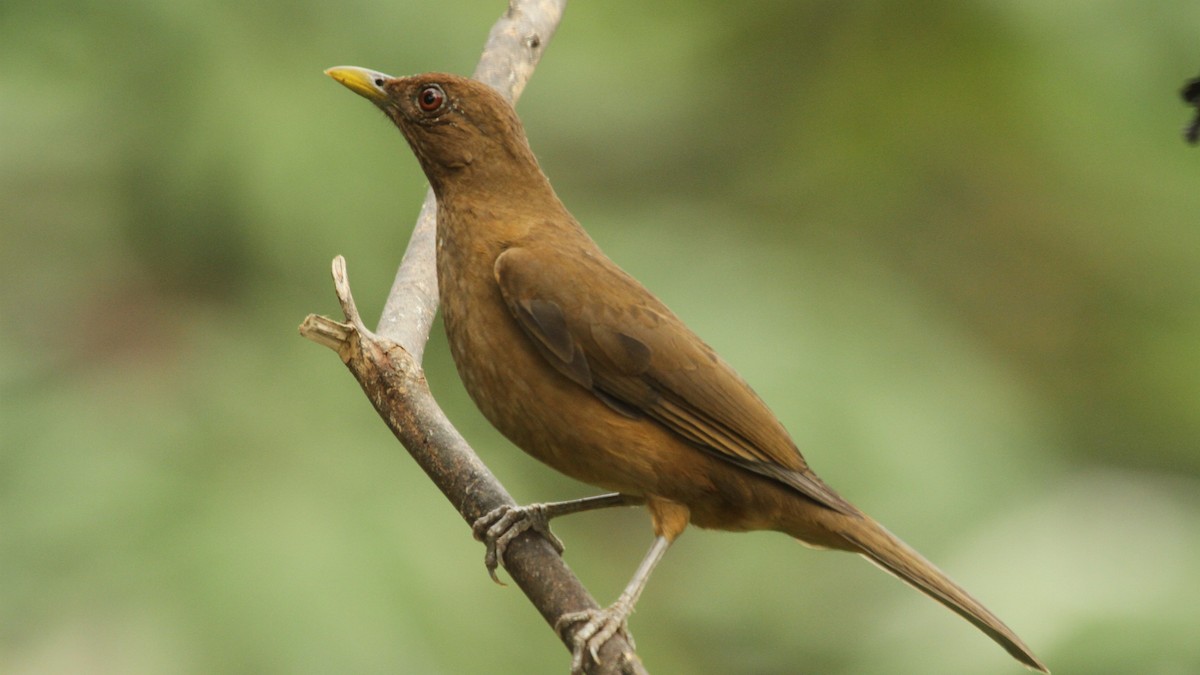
[
  {"xmin": 471, "ymin": 503, "xmax": 565, "ymax": 584},
  {"xmin": 555, "ymin": 604, "xmax": 635, "ymax": 675}
]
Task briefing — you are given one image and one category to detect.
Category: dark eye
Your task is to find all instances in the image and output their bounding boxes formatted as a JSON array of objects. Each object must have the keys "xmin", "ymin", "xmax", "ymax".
[{"xmin": 418, "ymin": 85, "xmax": 446, "ymax": 112}]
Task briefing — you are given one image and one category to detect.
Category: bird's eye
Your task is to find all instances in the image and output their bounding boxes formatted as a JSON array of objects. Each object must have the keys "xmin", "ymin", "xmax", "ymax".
[
  {"xmin": 373, "ymin": 77, "xmax": 385, "ymax": 87},
  {"xmin": 417, "ymin": 85, "xmax": 446, "ymax": 112}
]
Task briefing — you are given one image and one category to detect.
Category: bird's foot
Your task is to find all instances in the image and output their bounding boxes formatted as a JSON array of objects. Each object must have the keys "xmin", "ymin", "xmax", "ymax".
[
  {"xmin": 555, "ymin": 600, "xmax": 636, "ymax": 675},
  {"xmin": 471, "ymin": 503, "xmax": 565, "ymax": 584}
]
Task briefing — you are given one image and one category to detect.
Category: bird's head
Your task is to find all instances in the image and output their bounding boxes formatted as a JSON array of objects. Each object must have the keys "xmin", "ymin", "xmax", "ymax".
[{"xmin": 325, "ymin": 67, "xmax": 540, "ymax": 195}]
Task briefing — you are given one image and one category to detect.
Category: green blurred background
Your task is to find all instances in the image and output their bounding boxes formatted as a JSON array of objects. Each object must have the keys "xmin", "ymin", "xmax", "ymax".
[{"xmin": 4, "ymin": 1, "xmax": 1199, "ymax": 673}]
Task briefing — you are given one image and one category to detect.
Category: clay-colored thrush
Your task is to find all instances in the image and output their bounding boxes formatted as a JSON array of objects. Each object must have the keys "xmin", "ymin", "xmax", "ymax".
[{"xmin": 325, "ymin": 66, "xmax": 1048, "ymax": 674}]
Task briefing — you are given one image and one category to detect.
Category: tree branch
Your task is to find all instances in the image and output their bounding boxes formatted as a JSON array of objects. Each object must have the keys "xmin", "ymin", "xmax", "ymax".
[
  {"xmin": 302, "ymin": 3, "xmax": 647, "ymax": 673},
  {"xmin": 1182, "ymin": 74, "xmax": 1200, "ymax": 146}
]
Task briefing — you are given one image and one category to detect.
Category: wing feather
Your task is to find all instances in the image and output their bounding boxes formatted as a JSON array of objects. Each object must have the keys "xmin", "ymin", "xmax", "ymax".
[{"xmin": 495, "ymin": 246, "xmax": 853, "ymax": 514}]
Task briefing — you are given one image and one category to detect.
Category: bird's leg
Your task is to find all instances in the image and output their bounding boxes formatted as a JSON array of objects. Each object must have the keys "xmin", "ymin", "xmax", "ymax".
[
  {"xmin": 555, "ymin": 535, "xmax": 672, "ymax": 675},
  {"xmin": 472, "ymin": 493, "xmax": 642, "ymax": 584}
]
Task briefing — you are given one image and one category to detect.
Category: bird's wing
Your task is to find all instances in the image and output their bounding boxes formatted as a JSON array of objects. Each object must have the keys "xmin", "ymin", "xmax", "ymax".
[{"xmin": 494, "ymin": 245, "xmax": 853, "ymax": 514}]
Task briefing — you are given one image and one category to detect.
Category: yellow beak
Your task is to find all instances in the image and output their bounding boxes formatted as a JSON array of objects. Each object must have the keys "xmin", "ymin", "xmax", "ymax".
[{"xmin": 324, "ymin": 66, "xmax": 394, "ymax": 103}]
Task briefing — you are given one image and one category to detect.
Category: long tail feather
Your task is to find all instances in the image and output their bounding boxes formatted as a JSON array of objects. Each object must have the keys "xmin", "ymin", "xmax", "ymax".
[{"xmin": 839, "ymin": 515, "xmax": 1049, "ymax": 673}]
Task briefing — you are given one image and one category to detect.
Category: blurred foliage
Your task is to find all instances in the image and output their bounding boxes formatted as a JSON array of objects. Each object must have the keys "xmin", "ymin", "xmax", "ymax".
[{"xmin": 3, "ymin": 1, "xmax": 1199, "ymax": 673}]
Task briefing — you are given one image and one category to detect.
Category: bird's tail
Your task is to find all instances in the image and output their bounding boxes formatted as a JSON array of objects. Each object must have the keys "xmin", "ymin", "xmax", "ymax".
[{"xmin": 837, "ymin": 513, "xmax": 1048, "ymax": 673}]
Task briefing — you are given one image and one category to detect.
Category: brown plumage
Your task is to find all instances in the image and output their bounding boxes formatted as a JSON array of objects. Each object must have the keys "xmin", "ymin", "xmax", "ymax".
[{"xmin": 326, "ymin": 66, "xmax": 1048, "ymax": 674}]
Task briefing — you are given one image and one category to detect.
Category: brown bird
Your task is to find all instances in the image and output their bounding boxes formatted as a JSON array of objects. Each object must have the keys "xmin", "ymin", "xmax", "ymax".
[{"xmin": 325, "ymin": 66, "xmax": 1048, "ymax": 674}]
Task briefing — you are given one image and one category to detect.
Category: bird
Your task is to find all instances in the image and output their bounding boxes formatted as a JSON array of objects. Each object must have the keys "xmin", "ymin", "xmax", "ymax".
[{"xmin": 324, "ymin": 66, "xmax": 1049, "ymax": 674}]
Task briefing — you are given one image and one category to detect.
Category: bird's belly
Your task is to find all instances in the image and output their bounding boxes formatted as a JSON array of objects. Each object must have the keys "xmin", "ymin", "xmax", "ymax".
[
  {"xmin": 440, "ymin": 272, "xmax": 822, "ymax": 536},
  {"xmin": 443, "ymin": 283, "xmax": 706, "ymax": 499},
  {"xmin": 447, "ymin": 306, "xmax": 650, "ymax": 491}
]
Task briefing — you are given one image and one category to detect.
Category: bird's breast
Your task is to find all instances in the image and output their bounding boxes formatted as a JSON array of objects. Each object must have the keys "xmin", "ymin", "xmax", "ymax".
[
  {"xmin": 433, "ymin": 209, "xmax": 828, "ymax": 536},
  {"xmin": 435, "ymin": 214, "xmax": 675, "ymax": 495}
]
